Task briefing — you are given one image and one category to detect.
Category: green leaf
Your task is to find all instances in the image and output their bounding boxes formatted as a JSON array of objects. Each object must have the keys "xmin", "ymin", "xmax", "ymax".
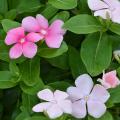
[
  {"xmin": 69, "ymin": 46, "xmax": 86, "ymax": 78},
  {"xmin": 88, "ymin": 112, "xmax": 113, "ymax": 120},
  {"xmin": 15, "ymin": 111, "xmax": 29, "ymax": 120},
  {"xmin": 38, "ymin": 42, "xmax": 68, "ymax": 58},
  {"xmin": 48, "ymin": 0, "xmax": 77, "ymax": 10},
  {"xmin": 5, "ymin": 9, "xmax": 17, "ymax": 20},
  {"xmin": 64, "ymin": 14, "xmax": 102, "ymax": 34},
  {"xmin": 81, "ymin": 33, "xmax": 112, "ymax": 76},
  {"xmin": 109, "ymin": 23, "xmax": 120, "ymax": 35},
  {"xmin": 25, "ymin": 116, "xmax": 49, "ymax": 120},
  {"xmin": 1, "ymin": 19, "xmax": 20, "ymax": 32},
  {"xmin": 19, "ymin": 56, "xmax": 41, "ymax": 86},
  {"xmin": 0, "ymin": 0, "xmax": 8, "ymax": 14},
  {"xmin": 0, "ymin": 71, "xmax": 17, "ymax": 89}
]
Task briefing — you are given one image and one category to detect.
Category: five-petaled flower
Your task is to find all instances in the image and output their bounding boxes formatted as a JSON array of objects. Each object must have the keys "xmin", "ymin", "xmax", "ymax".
[
  {"xmin": 88, "ymin": 0, "xmax": 120, "ymax": 24},
  {"xmin": 5, "ymin": 27, "xmax": 42, "ymax": 59},
  {"xmin": 98, "ymin": 70, "xmax": 120, "ymax": 89},
  {"xmin": 32, "ymin": 89, "xmax": 72, "ymax": 119},
  {"xmin": 22, "ymin": 14, "xmax": 66, "ymax": 48},
  {"xmin": 67, "ymin": 74, "xmax": 110, "ymax": 118}
]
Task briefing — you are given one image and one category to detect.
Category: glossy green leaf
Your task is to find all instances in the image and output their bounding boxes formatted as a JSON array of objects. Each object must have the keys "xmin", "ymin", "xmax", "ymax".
[
  {"xmin": 0, "ymin": 0, "xmax": 8, "ymax": 14},
  {"xmin": 109, "ymin": 23, "xmax": 120, "ymax": 35}
]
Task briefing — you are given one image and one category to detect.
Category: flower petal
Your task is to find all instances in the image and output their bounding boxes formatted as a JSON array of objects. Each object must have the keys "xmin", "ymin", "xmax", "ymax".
[
  {"xmin": 67, "ymin": 87, "xmax": 83, "ymax": 101},
  {"xmin": 32, "ymin": 102, "xmax": 52, "ymax": 112},
  {"xmin": 75, "ymin": 74, "xmax": 94, "ymax": 95},
  {"xmin": 45, "ymin": 34, "xmax": 63, "ymax": 48},
  {"xmin": 22, "ymin": 16, "xmax": 40, "ymax": 32},
  {"xmin": 26, "ymin": 32, "xmax": 43, "ymax": 42},
  {"xmin": 88, "ymin": 0, "xmax": 108, "ymax": 11},
  {"xmin": 22, "ymin": 42, "xmax": 37, "ymax": 58},
  {"xmin": 72, "ymin": 100, "xmax": 87, "ymax": 118},
  {"xmin": 9, "ymin": 43, "xmax": 22, "ymax": 59},
  {"xmin": 54, "ymin": 90, "xmax": 69, "ymax": 101},
  {"xmin": 94, "ymin": 9, "xmax": 111, "ymax": 19},
  {"xmin": 58, "ymin": 100, "xmax": 72, "ymax": 114},
  {"xmin": 5, "ymin": 27, "xmax": 25, "ymax": 45},
  {"xmin": 47, "ymin": 104, "xmax": 63, "ymax": 119},
  {"xmin": 48, "ymin": 20, "xmax": 65, "ymax": 34},
  {"xmin": 87, "ymin": 100, "xmax": 106, "ymax": 118},
  {"xmin": 90, "ymin": 84, "xmax": 110, "ymax": 103},
  {"xmin": 36, "ymin": 14, "xmax": 49, "ymax": 29},
  {"xmin": 37, "ymin": 89, "xmax": 54, "ymax": 102},
  {"xmin": 112, "ymin": 8, "xmax": 120, "ymax": 24}
]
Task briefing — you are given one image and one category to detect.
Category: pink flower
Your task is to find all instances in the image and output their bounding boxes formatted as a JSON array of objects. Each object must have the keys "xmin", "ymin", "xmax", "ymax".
[
  {"xmin": 22, "ymin": 14, "xmax": 66, "ymax": 48},
  {"xmin": 98, "ymin": 70, "xmax": 120, "ymax": 89},
  {"xmin": 67, "ymin": 74, "xmax": 110, "ymax": 119},
  {"xmin": 32, "ymin": 89, "xmax": 72, "ymax": 119},
  {"xmin": 88, "ymin": 0, "xmax": 120, "ymax": 24},
  {"xmin": 5, "ymin": 27, "xmax": 42, "ymax": 59}
]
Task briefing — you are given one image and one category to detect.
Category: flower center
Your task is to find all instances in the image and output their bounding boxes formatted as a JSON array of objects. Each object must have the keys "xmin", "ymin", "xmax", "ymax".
[
  {"xmin": 83, "ymin": 95, "xmax": 89, "ymax": 101},
  {"xmin": 20, "ymin": 38, "xmax": 25, "ymax": 44},
  {"xmin": 40, "ymin": 29, "xmax": 47, "ymax": 35}
]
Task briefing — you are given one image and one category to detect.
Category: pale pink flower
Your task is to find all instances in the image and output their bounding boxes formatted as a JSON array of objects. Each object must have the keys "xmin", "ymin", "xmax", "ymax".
[
  {"xmin": 67, "ymin": 74, "xmax": 110, "ymax": 119},
  {"xmin": 88, "ymin": 0, "xmax": 120, "ymax": 24},
  {"xmin": 32, "ymin": 89, "xmax": 72, "ymax": 119},
  {"xmin": 98, "ymin": 70, "xmax": 120, "ymax": 89},
  {"xmin": 5, "ymin": 27, "xmax": 42, "ymax": 59},
  {"xmin": 22, "ymin": 14, "xmax": 66, "ymax": 48}
]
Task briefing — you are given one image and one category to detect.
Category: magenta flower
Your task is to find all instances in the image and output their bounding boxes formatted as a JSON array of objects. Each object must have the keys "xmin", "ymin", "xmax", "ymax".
[
  {"xmin": 32, "ymin": 89, "xmax": 72, "ymax": 119},
  {"xmin": 88, "ymin": 0, "xmax": 120, "ymax": 24},
  {"xmin": 67, "ymin": 74, "xmax": 110, "ymax": 119},
  {"xmin": 5, "ymin": 27, "xmax": 42, "ymax": 59},
  {"xmin": 98, "ymin": 70, "xmax": 120, "ymax": 89},
  {"xmin": 22, "ymin": 14, "xmax": 66, "ymax": 48}
]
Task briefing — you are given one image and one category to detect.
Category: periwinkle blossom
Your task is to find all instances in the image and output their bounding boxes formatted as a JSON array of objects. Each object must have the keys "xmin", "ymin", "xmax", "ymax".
[
  {"xmin": 88, "ymin": 0, "xmax": 120, "ymax": 24},
  {"xmin": 67, "ymin": 74, "xmax": 110, "ymax": 119},
  {"xmin": 22, "ymin": 14, "xmax": 66, "ymax": 48},
  {"xmin": 98, "ymin": 70, "xmax": 120, "ymax": 89},
  {"xmin": 32, "ymin": 89, "xmax": 72, "ymax": 119},
  {"xmin": 5, "ymin": 27, "xmax": 42, "ymax": 59}
]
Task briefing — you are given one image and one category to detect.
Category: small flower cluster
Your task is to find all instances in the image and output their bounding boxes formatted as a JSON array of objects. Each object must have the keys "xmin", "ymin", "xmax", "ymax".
[
  {"xmin": 33, "ymin": 70, "xmax": 120, "ymax": 119},
  {"xmin": 5, "ymin": 14, "xmax": 66, "ymax": 59},
  {"xmin": 88, "ymin": 0, "xmax": 120, "ymax": 24}
]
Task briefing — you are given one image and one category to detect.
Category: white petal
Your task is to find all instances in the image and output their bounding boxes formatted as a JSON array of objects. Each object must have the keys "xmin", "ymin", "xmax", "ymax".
[
  {"xmin": 90, "ymin": 84, "xmax": 110, "ymax": 103},
  {"xmin": 87, "ymin": 100, "xmax": 106, "ymax": 118},
  {"xmin": 58, "ymin": 100, "xmax": 72, "ymax": 114},
  {"xmin": 72, "ymin": 100, "xmax": 87, "ymax": 118},
  {"xmin": 94, "ymin": 9, "xmax": 111, "ymax": 19},
  {"xmin": 67, "ymin": 87, "xmax": 83, "ymax": 101},
  {"xmin": 47, "ymin": 104, "xmax": 63, "ymax": 119},
  {"xmin": 75, "ymin": 74, "xmax": 94, "ymax": 95},
  {"xmin": 32, "ymin": 102, "xmax": 51, "ymax": 112},
  {"xmin": 88, "ymin": 0, "xmax": 108, "ymax": 11},
  {"xmin": 112, "ymin": 8, "xmax": 120, "ymax": 24},
  {"xmin": 54, "ymin": 90, "xmax": 69, "ymax": 101},
  {"xmin": 37, "ymin": 89, "xmax": 54, "ymax": 101}
]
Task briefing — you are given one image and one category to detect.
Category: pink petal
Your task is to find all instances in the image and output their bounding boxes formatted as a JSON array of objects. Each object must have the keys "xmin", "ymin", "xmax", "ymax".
[
  {"xmin": 48, "ymin": 20, "xmax": 66, "ymax": 35},
  {"xmin": 54, "ymin": 90, "xmax": 69, "ymax": 101},
  {"xmin": 72, "ymin": 100, "xmax": 87, "ymax": 118},
  {"xmin": 75, "ymin": 74, "xmax": 94, "ymax": 95},
  {"xmin": 58, "ymin": 100, "xmax": 72, "ymax": 114},
  {"xmin": 36, "ymin": 14, "xmax": 49, "ymax": 29},
  {"xmin": 47, "ymin": 104, "xmax": 63, "ymax": 119},
  {"xmin": 94, "ymin": 9, "xmax": 111, "ymax": 19},
  {"xmin": 5, "ymin": 27, "xmax": 25, "ymax": 45},
  {"xmin": 22, "ymin": 42, "xmax": 37, "ymax": 58},
  {"xmin": 9, "ymin": 43, "xmax": 22, "ymax": 59},
  {"xmin": 37, "ymin": 89, "xmax": 54, "ymax": 102},
  {"xmin": 88, "ymin": 0, "xmax": 108, "ymax": 11},
  {"xmin": 22, "ymin": 16, "xmax": 40, "ymax": 32},
  {"xmin": 45, "ymin": 34, "xmax": 63, "ymax": 48},
  {"xmin": 112, "ymin": 8, "xmax": 120, "ymax": 24},
  {"xmin": 87, "ymin": 100, "xmax": 106, "ymax": 118},
  {"xmin": 67, "ymin": 87, "xmax": 83, "ymax": 101},
  {"xmin": 90, "ymin": 84, "xmax": 110, "ymax": 103},
  {"xmin": 26, "ymin": 32, "xmax": 44, "ymax": 42},
  {"xmin": 32, "ymin": 102, "xmax": 52, "ymax": 112}
]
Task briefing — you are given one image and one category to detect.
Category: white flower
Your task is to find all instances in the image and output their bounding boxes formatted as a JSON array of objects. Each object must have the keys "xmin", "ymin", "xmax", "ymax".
[
  {"xmin": 67, "ymin": 74, "xmax": 110, "ymax": 118},
  {"xmin": 88, "ymin": 0, "xmax": 120, "ymax": 24},
  {"xmin": 32, "ymin": 89, "xmax": 72, "ymax": 119}
]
